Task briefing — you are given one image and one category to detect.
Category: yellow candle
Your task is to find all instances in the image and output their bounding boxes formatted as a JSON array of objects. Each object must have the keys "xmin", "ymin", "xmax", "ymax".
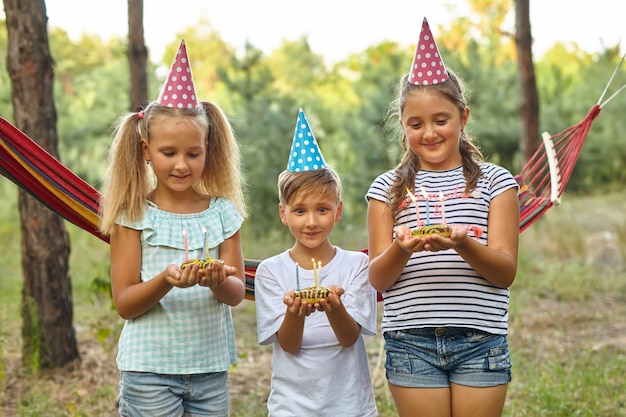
[{"xmin": 439, "ymin": 190, "xmax": 446, "ymax": 223}]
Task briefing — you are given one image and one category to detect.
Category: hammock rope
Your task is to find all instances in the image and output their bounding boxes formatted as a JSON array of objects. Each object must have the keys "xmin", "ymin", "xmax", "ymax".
[{"xmin": 1, "ymin": 53, "xmax": 624, "ymax": 300}]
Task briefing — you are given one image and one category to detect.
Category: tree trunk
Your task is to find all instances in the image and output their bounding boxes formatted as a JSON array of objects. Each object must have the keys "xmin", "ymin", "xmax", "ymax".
[
  {"xmin": 515, "ymin": 0, "xmax": 540, "ymax": 165},
  {"xmin": 128, "ymin": 0, "xmax": 148, "ymax": 110},
  {"xmin": 3, "ymin": 0, "xmax": 79, "ymax": 368}
]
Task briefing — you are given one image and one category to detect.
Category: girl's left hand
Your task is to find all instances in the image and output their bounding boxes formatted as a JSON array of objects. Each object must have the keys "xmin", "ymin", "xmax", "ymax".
[
  {"xmin": 423, "ymin": 225, "xmax": 468, "ymax": 252},
  {"xmin": 198, "ymin": 261, "xmax": 237, "ymax": 288}
]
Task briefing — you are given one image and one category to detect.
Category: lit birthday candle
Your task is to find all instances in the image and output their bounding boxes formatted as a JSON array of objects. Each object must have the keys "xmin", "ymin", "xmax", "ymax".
[
  {"xmin": 311, "ymin": 258, "xmax": 322, "ymax": 288},
  {"xmin": 183, "ymin": 230, "xmax": 189, "ymax": 261},
  {"xmin": 420, "ymin": 185, "xmax": 430, "ymax": 225},
  {"xmin": 439, "ymin": 190, "xmax": 446, "ymax": 223},
  {"xmin": 405, "ymin": 187, "xmax": 420, "ymax": 225}
]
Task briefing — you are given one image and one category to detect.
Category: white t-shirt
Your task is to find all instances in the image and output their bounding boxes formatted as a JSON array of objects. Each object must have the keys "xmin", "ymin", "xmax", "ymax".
[{"xmin": 255, "ymin": 248, "xmax": 378, "ymax": 417}]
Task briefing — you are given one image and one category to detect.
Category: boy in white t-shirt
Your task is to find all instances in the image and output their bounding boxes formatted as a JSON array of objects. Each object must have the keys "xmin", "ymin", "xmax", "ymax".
[{"xmin": 255, "ymin": 108, "xmax": 378, "ymax": 417}]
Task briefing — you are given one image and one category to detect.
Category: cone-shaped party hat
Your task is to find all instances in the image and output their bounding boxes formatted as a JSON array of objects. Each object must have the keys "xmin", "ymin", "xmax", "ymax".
[
  {"xmin": 408, "ymin": 18, "xmax": 449, "ymax": 85},
  {"xmin": 156, "ymin": 40, "xmax": 199, "ymax": 108},
  {"xmin": 286, "ymin": 108, "xmax": 327, "ymax": 172}
]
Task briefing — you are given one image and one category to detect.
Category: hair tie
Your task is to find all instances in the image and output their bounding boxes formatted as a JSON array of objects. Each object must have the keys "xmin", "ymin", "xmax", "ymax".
[{"xmin": 138, "ymin": 111, "xmax": 144, "ymax": 120}]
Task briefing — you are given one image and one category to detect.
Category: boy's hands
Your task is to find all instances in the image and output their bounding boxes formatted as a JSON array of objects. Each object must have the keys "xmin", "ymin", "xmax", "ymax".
[
  {"xmin": 316, "ymin": 285, "xmax": 344, "ymax": 312},
  {"xmin": 283, "ymin": 285, "xmax": 346, "ymax": 314},
  {"xmin": 283, "ymin": 290, "xmax": 316, "ymax": 317}
]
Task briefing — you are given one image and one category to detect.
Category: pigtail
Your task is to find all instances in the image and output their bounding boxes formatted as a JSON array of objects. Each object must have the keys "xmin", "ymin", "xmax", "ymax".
[
  {"xmin": 99, "ymin": 110, "xmax": 153, "ymax": 236},
  {"xmin": 195, "ymin": 101, "xmax": 247, "ymax": 219}
]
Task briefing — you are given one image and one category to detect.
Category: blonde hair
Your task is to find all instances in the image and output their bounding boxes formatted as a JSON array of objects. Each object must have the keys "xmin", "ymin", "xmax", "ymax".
[
  {"xmin": 277, "ymin": 168, "xmax": 342, "ymax": 206},
  {"xmin": 99, "ymin": 101, "xmax": 246, "ymax": 236},
  {"xmin": 387, "ymin": 69, "xmax": 484, "ymax": 217}
]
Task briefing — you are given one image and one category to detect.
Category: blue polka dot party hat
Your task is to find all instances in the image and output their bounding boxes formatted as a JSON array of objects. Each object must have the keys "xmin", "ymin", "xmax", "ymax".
[{"xmin": 286, "ymin": 108, "xmax": 327, "ymax": 172}]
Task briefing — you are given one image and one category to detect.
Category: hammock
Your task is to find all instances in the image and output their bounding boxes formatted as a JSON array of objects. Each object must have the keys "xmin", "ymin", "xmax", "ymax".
[
  {"xmin": 1, "ymin": 55, "xmax": 624, "ymax": 300},
  {"xmin": 516, "ymin": 53, "xmax": 626, "ymax": 232}
]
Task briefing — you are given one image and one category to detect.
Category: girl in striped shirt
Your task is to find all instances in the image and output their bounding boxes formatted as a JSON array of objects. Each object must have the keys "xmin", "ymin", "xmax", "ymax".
[{"xmin": 366, "ymin": 18, "xmax": 519, "ymax": 417}]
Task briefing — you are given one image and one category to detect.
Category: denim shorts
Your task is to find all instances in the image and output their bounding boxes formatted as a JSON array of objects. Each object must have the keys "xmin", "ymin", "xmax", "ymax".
[
  {"xmin": 384, "ymin": 327, "xmax": 512, "ymax": 388},
  {"xmin": 118, "ymin": 371, "xmax": 229, "ymax": 417}
]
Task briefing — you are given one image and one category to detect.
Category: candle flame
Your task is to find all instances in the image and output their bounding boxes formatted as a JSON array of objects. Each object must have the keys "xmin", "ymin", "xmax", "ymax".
[
  {"xmin": 405, "ymin": 187, "xmax": 417, "ymax": 202},
  {"xmin": 419, "ymin": 185, "xmax": 429, "ymax": 199},
  {"xmin": 311, "ymin": 258, "xmax": 323, "ymax": 288}
]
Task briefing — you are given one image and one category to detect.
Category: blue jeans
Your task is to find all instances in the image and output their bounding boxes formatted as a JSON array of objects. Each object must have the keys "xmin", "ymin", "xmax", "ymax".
[
  {"xmin": 118, "ymin": 371, "xmax": 229, "ymax": 417},
  {"xmin": 384, "ymin": 327, "xmax": 512, "ymax": 388}
]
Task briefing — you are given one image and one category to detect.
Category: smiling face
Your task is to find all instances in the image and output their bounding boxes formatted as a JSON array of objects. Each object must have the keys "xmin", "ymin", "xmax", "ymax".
[
  {"xmin": 279, "ymin": 188, "xmax": 342, "ymax": 252},
  {"xmin": 142, "ymin": 115, "xmax": 207, "ymax": 195},
  {"xmin": 400, "ymin": 89, "xmax": 470, "ymax": 171}
]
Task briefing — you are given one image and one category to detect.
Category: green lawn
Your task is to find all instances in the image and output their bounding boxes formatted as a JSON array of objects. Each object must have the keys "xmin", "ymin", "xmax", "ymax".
[{"xmin": 1, "ymin": 184, "xmax": 625, "ymax": 416}]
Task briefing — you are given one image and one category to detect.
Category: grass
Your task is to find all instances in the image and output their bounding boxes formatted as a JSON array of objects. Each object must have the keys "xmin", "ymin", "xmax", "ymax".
[{"xmin": 1, "ymin": 180, "xmax": 625, "ymax": 416}]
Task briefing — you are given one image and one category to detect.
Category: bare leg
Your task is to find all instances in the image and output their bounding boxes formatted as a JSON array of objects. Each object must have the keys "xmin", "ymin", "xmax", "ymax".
[
  {"xmin": 451, "ymin": 383, "xmax": 508, "ymax": 417},
  {"xmin": 388, "ymin": 382, "xmax": 452, "ymax": 417}
]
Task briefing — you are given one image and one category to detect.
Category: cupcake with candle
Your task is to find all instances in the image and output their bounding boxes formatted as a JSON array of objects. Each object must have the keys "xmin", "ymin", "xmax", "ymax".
[{"xmin": 406, "ymin": 187, "xmax": 452, "ymax": 238}]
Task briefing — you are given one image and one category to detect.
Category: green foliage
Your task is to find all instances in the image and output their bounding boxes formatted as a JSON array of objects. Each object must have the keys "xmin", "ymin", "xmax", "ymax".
[
  {"xmin": 4, "ymin": 8, "xmax": 625, "ymax": 253},
  {"xmin": 0, "ymin": 331, "xmax": 5, "ymax": 407},
  {"xmin": 23, "ymin": 296, "xmax": 41, "ymax": 376}
]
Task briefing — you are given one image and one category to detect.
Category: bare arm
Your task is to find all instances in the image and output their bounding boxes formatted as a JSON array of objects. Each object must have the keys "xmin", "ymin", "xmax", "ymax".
[
  {"xmin": 320, "ymin": 287, "xmax": 361, "ymax": 347},
  {"xmin": 367, "ymin": 198, "xmax": 414, "ymax": 292},
  {"xmin": 277, "ymin": 294, "xmax": 312, "ymax": 354},
  {"xmin": 452, "ymin": 187, "xmax": 519, "ymax": 287},
  {"xmin": 110, "ymin": 225, "xmax": 174, "ymax": 319},
  {"xmin": 423, "ymin": 187, "xmax": 519, "ymax": 288}
]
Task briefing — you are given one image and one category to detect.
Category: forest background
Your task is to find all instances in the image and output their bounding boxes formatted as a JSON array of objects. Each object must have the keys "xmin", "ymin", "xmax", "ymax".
[
  {"xmin": 0, "ymin": 0, "xmax": 625, "ymax": 415},
  {"xmin": 1, "ymin": 2, "xmax": 625, "ymax": 256}
]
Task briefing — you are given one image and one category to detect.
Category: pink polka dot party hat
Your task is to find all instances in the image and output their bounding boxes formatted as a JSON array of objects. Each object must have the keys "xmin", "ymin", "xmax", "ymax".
[
  {"xmin": 409, "ymin": 17, "xmax": 449, "ymax": 86},
  {"xmin": 156, "ymin": 40, "xmax": 199, "ymax": 108}
]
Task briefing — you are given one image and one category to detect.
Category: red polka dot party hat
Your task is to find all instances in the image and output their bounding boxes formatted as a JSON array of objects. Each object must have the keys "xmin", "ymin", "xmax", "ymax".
[
  {"xmin": 156, "ymin": 40, "xmax": 199, "ymax": 108},
  {"xmin": 408, "ymin": 17, "xmax": 449, "ymax": 86}
]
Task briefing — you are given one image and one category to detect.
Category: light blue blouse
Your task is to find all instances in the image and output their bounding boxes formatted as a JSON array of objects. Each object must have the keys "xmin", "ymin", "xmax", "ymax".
[{"xmin": 116, "ymin": 198, "xmax": 242, "ymax": 374}]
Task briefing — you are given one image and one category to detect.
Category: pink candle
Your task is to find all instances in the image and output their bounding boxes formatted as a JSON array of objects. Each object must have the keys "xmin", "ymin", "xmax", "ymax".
[
  {"xmin": 405, "ymin": 187, "xmax": 420, "ymax": 225},
  {"xmin": 183, "ymin": 230, "xmax": 189, "ymax": 261},
  {"xmin": 419, "ymin": 186, "xmax": 430, "ymax": 225}
]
